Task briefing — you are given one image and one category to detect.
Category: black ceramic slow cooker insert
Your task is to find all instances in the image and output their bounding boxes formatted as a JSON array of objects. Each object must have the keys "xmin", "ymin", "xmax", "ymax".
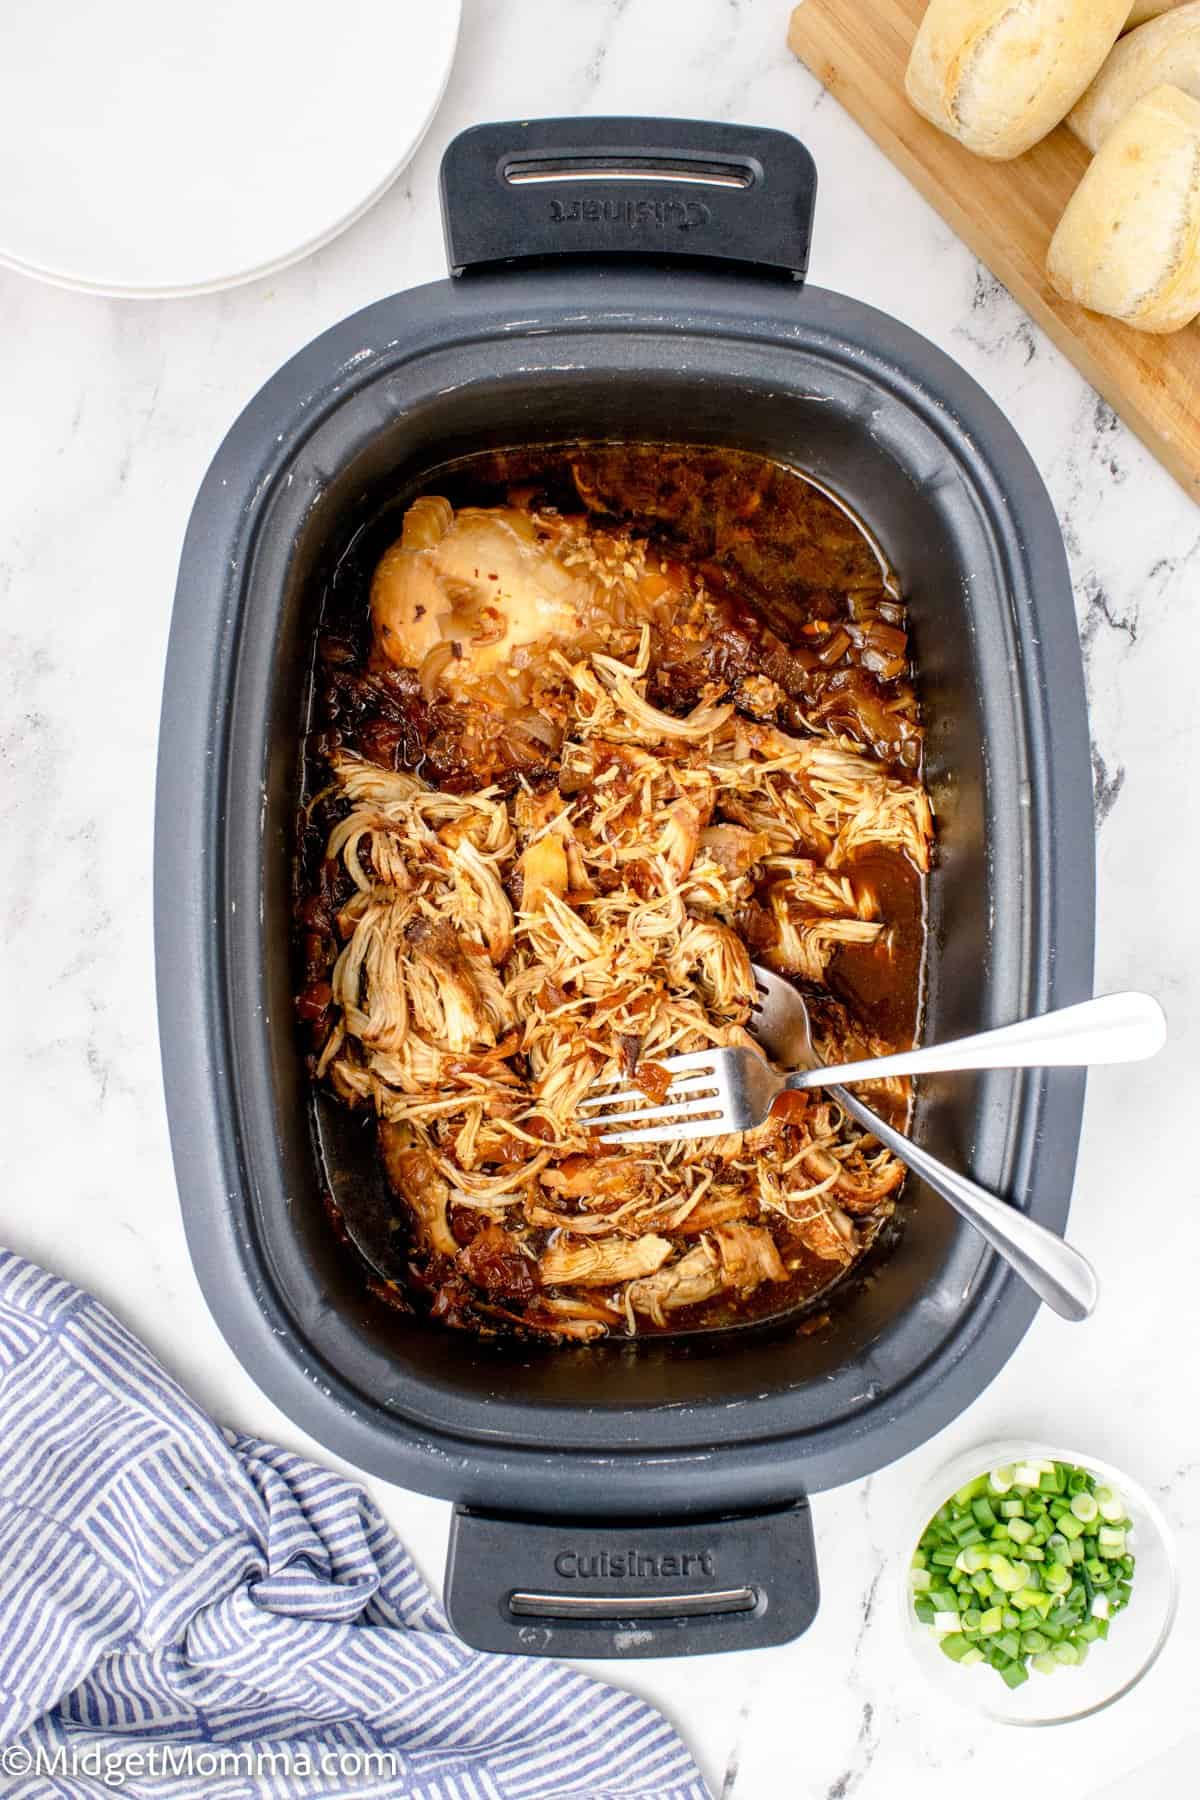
[{"xmin": 155, "ymin": 119, "xmax": 1095, "ymax": 1658}]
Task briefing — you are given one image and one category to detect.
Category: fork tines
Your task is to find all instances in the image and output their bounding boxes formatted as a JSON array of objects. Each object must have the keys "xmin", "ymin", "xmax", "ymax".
[{"xmin": 578, "ymin": 1049, "xmax": 731, "ymax": 1144}]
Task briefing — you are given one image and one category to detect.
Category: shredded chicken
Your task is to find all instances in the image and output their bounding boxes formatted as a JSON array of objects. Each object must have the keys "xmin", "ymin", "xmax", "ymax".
[
  {"xmin": 378, "ymin": 1127, "xmax": 458, "ymax": 1258},
  {"xmin": 302, "ymin": 476, "xmax": 934, "ymax": 1343},
  {"xmin": 540, "ymin": 1233, "xmax": 673, "ymax": 1287},
  {"xmin": 627, "ymin": 1242, "xmax": 725, "ymax": 1327},
  {"xmin": 712, "ymin": 1221, "xmax": 787, "ymax": 1291}
]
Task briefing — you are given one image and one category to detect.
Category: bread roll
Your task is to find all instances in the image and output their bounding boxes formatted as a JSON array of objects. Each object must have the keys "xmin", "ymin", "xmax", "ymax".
[
  {"xmin": 1125, "ymin": 1, "xmax": 1186, "ymax": 28},
  {"xmin": 905, "ymin": 0, "xmax": 1132, "ymax": 159},
  {"xmin": 1048, "ymin": 84, "xmax": 1200, "ymax": 331},
  {"xmin": 1072, "ymin": 4, "xmax": 1200, "ymax": 150}
]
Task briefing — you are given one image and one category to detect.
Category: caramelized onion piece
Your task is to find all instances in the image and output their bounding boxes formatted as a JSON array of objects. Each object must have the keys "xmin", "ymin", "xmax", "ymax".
[{"xmin": 418, "ymin": 641, "xmax": 456, "ymax": 701}]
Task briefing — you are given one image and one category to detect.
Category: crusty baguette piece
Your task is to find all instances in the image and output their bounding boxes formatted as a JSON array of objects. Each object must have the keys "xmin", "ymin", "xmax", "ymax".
[
  {"xmin": 1072, "ymin": 4, "xmax": 1200, "ymax": 150},
  {"xmin": 1125, "ymin": 1, "xmax": 1187, "ymax": 28},
  {"xmin": 1048, "ymin": 84, "xmax": 1200, "ymax": 331},
  {"xmin": 905, "ymin": 0, "xmax": 1132, "ymax": 159}
]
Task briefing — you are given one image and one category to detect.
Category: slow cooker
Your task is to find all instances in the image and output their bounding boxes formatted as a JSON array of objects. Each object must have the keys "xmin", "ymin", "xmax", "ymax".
[{"xmin": 155, "ymin": 118, "xmax": 1094, "ymax": 1657}]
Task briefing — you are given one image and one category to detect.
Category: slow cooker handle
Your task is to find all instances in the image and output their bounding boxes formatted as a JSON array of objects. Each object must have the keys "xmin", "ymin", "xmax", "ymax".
[
  {"xmin": 444, "ymin": 1499, "xmax": 819, "ymax": 1658},
  {"xmin": 440, "ymin": 117, "xmax": 817, "ymax": 281}
]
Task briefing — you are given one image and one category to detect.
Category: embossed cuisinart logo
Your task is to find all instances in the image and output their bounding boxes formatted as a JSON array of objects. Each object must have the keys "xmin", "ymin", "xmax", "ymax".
[
  {"xmin": 553, "ymin": 1548, "xmax": 716, "ymax": 1579},
  {"xmin": 549, "ymin": 196, "xmax": 711, "ymax": 231}
]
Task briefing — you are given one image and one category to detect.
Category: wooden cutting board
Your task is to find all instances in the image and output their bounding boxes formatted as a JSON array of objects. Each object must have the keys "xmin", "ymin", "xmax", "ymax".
[{"xmin": 787, "ymin": 0, "xmax": 1200, "ymax": 503}]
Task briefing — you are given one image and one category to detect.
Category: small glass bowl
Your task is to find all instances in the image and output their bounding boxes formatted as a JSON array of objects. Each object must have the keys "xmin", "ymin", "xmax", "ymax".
[{"xmin": 900, "ymin": 1440, "xmax": 1178, "ymax": 1725}]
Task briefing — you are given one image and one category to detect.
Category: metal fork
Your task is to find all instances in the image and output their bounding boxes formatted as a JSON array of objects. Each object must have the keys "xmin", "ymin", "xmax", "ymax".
[
  {"xmin": 579, "ymin": 981, "xmax": 1165, "ymax": 1145},
  {"xmin": 579, "ymin": 971, "xmax": 1166, "ymax": 1323}
]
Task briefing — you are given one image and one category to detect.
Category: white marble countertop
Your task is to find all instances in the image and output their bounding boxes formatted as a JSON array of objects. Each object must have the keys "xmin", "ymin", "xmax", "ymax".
[{"xmin": 2, "ymin": 2, "xmax": 1197, "ymax": 1795}]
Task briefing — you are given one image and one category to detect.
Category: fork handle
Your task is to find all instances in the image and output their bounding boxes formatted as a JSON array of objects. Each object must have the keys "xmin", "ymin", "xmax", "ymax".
[
  {"xmin": 784, "ymin": 992, "xmax": 1165, "ymax": 1092},
  {"xmin": 830, "ymin": 1084, "xmax": 1098, "ymax": 1323}
]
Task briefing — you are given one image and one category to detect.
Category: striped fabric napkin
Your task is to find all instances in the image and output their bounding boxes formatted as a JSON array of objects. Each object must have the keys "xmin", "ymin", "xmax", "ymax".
[{"xmin": 0, "ymin": 1253, "xmax": 710, "ymax": 1799}]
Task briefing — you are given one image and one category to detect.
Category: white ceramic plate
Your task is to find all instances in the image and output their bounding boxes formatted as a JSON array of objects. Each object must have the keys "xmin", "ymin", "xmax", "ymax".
[{"xmin": 0, "ymin": 0, "xmax": 461, "ymax": 297}]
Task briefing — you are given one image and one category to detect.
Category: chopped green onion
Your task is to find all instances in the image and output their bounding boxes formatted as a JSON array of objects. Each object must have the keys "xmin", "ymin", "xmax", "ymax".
[
  {"xmin": 955, "ymin": 1476, "xmax": 989, "ymax": 1506},
  {"xmin": 989, "ymin": 1556, "xmax": 1031, "ymax": 1593},
  {"xmin": 912, "ymin": 1457, "xmax": 1136, "ymax": 1689}
]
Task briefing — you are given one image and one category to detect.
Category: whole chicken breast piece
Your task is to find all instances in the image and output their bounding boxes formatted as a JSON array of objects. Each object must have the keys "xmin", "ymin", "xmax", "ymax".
[{"xmin": 371, "ymin": 504, "xmax": 594, "ymax": 697}]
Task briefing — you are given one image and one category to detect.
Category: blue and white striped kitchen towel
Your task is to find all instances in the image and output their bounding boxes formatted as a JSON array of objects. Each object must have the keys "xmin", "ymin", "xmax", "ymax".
[{"xmin": 0, "ymin": 1253, "xmax": 710, "ymax": 1800}]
